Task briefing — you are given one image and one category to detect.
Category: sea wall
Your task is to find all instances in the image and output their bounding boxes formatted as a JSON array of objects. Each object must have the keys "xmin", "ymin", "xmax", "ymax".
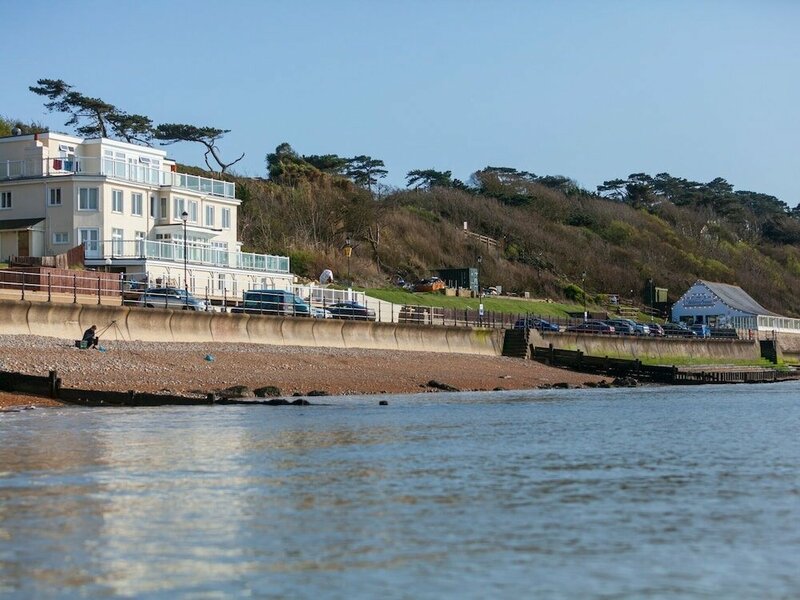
[
  {"xmin": 0, "ymin": 299, "xmax": 503, "ymax": 356},
  {"xmin": 528, "ymin": 330, "xmax": 761, "ymax": 361}
]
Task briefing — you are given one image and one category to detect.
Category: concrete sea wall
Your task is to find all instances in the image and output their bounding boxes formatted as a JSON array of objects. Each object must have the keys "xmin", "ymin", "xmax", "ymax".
[
  {"xmin": 0, "ymin": 299, "xmax": 503, "ymax": 356},
  {"xmin": 528, "ymin": 330, "xmax": 762, "ymax": 361}
]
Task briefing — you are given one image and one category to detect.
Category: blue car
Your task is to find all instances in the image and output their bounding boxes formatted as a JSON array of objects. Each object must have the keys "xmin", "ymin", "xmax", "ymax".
[{"xmin": 513, "ymin": 317, "xmax": 560, "ymax": 332}]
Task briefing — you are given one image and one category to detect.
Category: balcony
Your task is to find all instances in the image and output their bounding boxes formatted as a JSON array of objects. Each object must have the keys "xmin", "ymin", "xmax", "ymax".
[
  {"xmin": 88, "ymin": 239, "xmax": 290, "ymax": 274},
  {"xmin": 0, "ymin": 156, "xmax": 236, "ymax": 199}
]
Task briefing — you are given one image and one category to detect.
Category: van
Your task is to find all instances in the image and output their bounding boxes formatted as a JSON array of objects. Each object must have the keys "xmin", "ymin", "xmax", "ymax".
[{"xmin": 232, "ymin": 290, "xmax": 311, "ymax": 317}]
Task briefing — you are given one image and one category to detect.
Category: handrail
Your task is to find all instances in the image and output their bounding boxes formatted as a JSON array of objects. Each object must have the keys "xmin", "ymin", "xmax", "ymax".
[{"xmin": 0, "ymin": 156, "xmax": 235, "ymax": 198}]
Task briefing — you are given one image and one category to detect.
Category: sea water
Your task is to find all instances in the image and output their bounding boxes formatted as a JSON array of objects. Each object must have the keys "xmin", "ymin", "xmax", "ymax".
[{"xmin": 1, "ymin": 384, "xmax": 799, "ymax": 599}]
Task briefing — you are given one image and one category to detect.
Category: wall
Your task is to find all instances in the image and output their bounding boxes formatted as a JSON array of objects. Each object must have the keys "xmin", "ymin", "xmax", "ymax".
[
  {"xmin": 0, "ymin": 299, "xmax": 503, "ymax": 356},
  {"xmin": 529, "ymin": 330, "xmax": 761, "ymax": 362}
]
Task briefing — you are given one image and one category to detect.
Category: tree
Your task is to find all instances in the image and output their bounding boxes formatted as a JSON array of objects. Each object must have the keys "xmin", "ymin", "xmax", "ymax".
[
  {"xmin": 0, "ymin": 116, "xmax": 47, "ymax": 137},
  {"xmin": 107, "ymin": 112, "xmax": 154, "ymax": 145},
  {"xmin": 405, "ymin": 168, "xmax": 453, "ymax": 189},
  {"xmin": 345, "ymin": 155, "xmax": 387, "ymax": 192},
  {"xmin": 29, "ymin": 78, "xmax": 117, "ymax": 138},
  {"xmin": 154, "ymin": 123, "xmax": 244, "ymax": 174},
  {"xmin": 303, "ymin": 154, "xmax": 349, "ymax": 176}
]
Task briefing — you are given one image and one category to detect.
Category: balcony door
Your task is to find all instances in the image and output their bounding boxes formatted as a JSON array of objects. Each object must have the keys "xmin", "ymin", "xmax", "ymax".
[{"xmin": 79, "ymin": 228, "xmax": 100, "ymax": 258}]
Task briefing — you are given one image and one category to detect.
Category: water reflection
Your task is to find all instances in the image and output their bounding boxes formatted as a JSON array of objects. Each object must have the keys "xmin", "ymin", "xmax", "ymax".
[{"xmin": 1, "ymin": 385, "xmax": 799, "ymax": 598}]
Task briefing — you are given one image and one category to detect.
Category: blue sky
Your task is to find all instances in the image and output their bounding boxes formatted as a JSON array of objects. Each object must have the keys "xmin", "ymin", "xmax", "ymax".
[{"xmin": 5, "ymin": 1, "xmax": 799, "ymax": 205}]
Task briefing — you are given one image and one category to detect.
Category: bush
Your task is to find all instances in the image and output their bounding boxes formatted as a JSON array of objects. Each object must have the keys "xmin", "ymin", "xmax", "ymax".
[{"xmin": 289, "ymin": 250, "xmax": 315, "ymax": 278}]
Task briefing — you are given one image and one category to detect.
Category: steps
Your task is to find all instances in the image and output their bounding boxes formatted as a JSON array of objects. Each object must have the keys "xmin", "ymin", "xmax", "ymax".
[{"xmin": 502, "ymin": 329, "xmax": 529, "ymax": 358}]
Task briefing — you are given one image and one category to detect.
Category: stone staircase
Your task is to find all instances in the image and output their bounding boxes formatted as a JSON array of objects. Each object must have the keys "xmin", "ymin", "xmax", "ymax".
[{"xmin": 502, "ymin": 329, "xmax": 529, "ymax": 359}]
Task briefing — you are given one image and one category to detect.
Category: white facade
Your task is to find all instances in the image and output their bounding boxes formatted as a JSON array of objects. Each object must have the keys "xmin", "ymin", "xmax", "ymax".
[
  {"xmin": 0, "ymin": 132, "xmax": 293, "ymax": 301},
  {"xmin": 671, "ymin": 280, "xmax": 797, "ymax": 332}
]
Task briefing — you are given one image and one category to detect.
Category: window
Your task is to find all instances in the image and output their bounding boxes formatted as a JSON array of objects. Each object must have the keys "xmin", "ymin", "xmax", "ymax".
[
  {"xmin": 131, "ymin": 192, "xmax": 143, "ymax": 216},
  {"xmin": 112, "ymin": 228, "xmax": 124, "ymax": 255},
  {"xmin": 222, "ymin": 207, "xmax": 231, "ymax": 229},
  {"xmin": 188, "ymin": 200, "xmax": 198, "ymax": 223},
  {"xmin": 78, "ymin": 188, "xmax": 99, "ymax": 210},
  {"xmin": 173, "ymin": 197, "xmax": 186, "ymax": 219},
  {"xmin": 150, "ymin": 196, "xmax": 157, "ymax": 218},
  {"xmin": 53, "ymin": 232, "xmax": 69, "ymax": 244},
  {"xmin": 205, "ymin": 205, "xmax": 215, "ymax": 227},
  {"xmin": 0, "ymin": 192, "xmax": 10, "ymax": 209},
  {"xmin": 48, "ymin": 188, "xmax": 62, "ymax": 206},
  {"xmin": 112, "ymin": 189, "xmax": 123, "ymax": 213},
  {"xmin": 160, "ymin": 197, "xmax": 167, "ymax": 219}
]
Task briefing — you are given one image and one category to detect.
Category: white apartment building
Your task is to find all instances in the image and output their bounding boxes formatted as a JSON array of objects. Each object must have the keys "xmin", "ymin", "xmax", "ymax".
[{"xmin": 0, "ymin": 131, "xmax": 293, "ymax": 300}]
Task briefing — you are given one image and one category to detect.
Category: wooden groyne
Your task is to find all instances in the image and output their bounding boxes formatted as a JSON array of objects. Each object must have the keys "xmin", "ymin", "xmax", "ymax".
[
  {"xmin": 532, "ymin": 345, "xmax": 795, "ymax": 385},
  {"xmin": 0, "ymin": 369, "xmax": 315, "ymax": 407}
]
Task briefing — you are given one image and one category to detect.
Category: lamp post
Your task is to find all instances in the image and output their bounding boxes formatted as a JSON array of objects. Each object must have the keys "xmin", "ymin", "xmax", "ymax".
[
  {"xmin": 181, "ymin": 210, "xmax": 189, "ymax": 306},
  {"xmin": 581, "ymin": 271, "xmax": 587, "ymax": 321},
  {"xmin": 477, "ymin": 255, "xmax": 482, "ymax": 297},
  {"xmin": 343, "ymin": 235, "xmax": 353, "ymax": 282}
]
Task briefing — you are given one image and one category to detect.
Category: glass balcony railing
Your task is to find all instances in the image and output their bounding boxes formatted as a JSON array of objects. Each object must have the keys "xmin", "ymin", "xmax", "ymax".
[
  {"xmin": 0, "ymin": 157, "xmax": 236, "ymax": 198},
  {"xmin": 93, "ymin": 239, "xmax": 290, "ymax": 274}
]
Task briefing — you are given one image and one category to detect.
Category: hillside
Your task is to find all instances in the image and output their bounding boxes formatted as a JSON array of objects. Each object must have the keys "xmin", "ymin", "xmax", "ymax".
[{"xmin": 229, "ymin": 164, "xmax": 800, "ymax": 317}]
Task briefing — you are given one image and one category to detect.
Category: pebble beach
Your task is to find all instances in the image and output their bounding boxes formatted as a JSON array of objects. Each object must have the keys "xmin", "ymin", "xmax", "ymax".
[{"xmin": 0, "ymin": 334, "xmax": 600, "ymax": 408}]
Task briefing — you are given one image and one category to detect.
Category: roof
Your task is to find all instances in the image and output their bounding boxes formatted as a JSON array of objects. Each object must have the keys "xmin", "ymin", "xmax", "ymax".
[
  {"xmin": 698, "ymin": 280, "xmax": 779, "ymax": 317},
  {"xmin": 0, "ymin": 218, "xmax": 45, "ymax": 231}
]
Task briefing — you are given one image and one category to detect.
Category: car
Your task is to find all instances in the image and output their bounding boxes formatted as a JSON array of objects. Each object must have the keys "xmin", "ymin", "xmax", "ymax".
[
  {"xmin": 565, "ymin": 320, "xmax": 616, "ymax": 334},
  {"xmin": 605, "ymin": 319, "xmax": 635, "ymax": 335},
  {"xmin": 231, "ymin": 290, "xmax": 311, "ymax": 317},
  {"xmin": 645, "ymin": 322, "xmax": 665, "ymax": 336},
  {"xmin": 690, "ymin": 324, "xmax": 711, "ymax": 338},
  {"xmin": 327, "ymin": 301, "xmax": 377, "ymax": 321},
  {"xmin": 710, "ymin": 327, "xmax": 739, "ymax": 339},
  {"xmin": 608, "ymin": 318, "xmax": 650, "ymax": 336},
  {"xmin": 513, "ymin": 317, "xmax": 560, "ymax": 332},
  {"xmin": 139, "ymin": 287, "xmax": 207, "ymax": 311},
  {"xmin": 660, "ymin": 322, "xmax": 697, "ymax": 337},
  {"xmin": 311, "ymin": 306, "xmax": 333, "ymax": 319}
]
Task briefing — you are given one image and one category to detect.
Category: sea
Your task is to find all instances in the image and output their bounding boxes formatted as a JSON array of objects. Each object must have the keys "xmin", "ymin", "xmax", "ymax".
[{"xmin": 1, "ymin": 383, "xmax": 799, "ymax": 599}]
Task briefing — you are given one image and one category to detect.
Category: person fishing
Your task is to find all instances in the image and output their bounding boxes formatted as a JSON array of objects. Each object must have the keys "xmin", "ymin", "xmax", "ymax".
[{"xmin": 82, "ymin": 324, "xmax": 100, "ymax": 349}]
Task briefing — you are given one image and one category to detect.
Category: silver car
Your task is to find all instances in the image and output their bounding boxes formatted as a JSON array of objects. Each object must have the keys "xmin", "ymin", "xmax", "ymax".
[{"xmin": 139, "ymin": 287, "xmax": 207, "ymax": 311}]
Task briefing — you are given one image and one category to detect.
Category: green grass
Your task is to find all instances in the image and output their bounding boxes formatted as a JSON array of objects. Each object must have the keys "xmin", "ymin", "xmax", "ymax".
[
  {"xmin": 638, "ymin": 356, "xmax": 780, "ymax": 368},
  {"xmin": 365, "ymin": 288, "xmax": 587, "ymax": 317}
]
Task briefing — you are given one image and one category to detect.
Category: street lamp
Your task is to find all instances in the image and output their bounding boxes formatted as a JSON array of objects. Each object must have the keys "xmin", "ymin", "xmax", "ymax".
[
  {"xmin": 181, "ymin": 210, "xmax": 189, "ymax": 306},
  {"xmin": 477, "ymin": 255, "xmax": 482, "ymax": 297},
  {"xmin": 581, "ymin": 271, "xmax": 587, "ymax": 321},
  {"xmin": 343, "ymin": 235, "xmax": 353, "ymax": 282}
]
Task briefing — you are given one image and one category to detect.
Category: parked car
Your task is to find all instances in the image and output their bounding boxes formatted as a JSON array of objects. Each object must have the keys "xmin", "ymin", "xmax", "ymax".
[
  {"xmin": 605, "ymin": 319, "xmax": 635, "ymax": 335},
  {"xmin": 608, "ymin": 318, "xmax": 649, "ymax": 336},
  {"xmin": 645, "ymin": 322, "xmax": 665, "ymax": 336},
  {"xmin": 513, "ymin": 317, "xmax": 560, "ymax": 332},
  {"xmin": 710, "ymin": 327, "xmax": 739, "ymax": 339},
  {"xmin": 327, "ymin": 301, "xmax": 377, "ymax": 321},
  {"xmin": 311, "ymin": 306, "xmax": 333, "ymax": 319},
  {"xmin": 565, "ymin": 320, "xmax": 616, "ymax": 334},
  {"xmin": 231, "ymin": 290, "xmax": 311, "ymax": 317},
  {"xmin": 690, "ymin": 324, "xmax": 711, "ymax": 338},
  {"xmin": 660, "ymin": 322, "xmax": 697, "ymax": 337},
  {"xmin": 139, "ymin": 287, "xmax": 207, "ymax": 311}
]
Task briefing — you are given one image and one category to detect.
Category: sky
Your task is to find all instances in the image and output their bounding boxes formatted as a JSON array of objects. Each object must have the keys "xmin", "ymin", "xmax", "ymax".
[{"xmin": 4, "ymin": 0, "xmax": 800, "ymax": 205}]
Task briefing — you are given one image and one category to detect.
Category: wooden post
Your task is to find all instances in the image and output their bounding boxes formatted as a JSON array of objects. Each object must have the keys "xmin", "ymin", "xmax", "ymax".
[
  {"xmin": 73, "ymin": 274, "xmax": 78, "ymax": 303},
  {"xmin": 48, "ymin": 370, "xmax": 58, "ymax": 398}
]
